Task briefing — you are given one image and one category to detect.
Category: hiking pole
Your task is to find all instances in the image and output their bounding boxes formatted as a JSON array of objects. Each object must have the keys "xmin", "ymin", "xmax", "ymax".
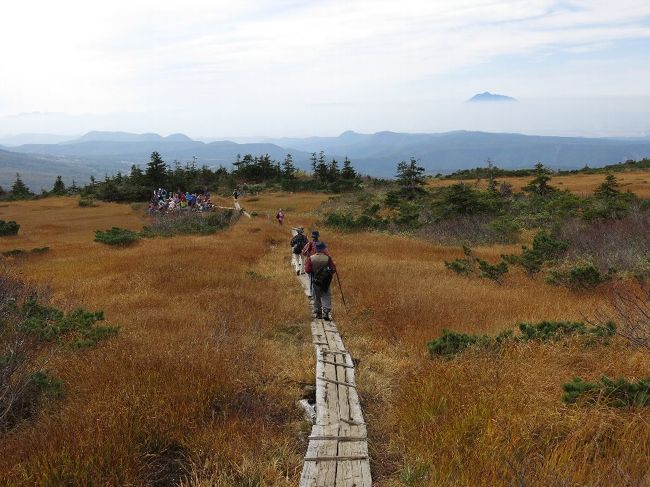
[{"xmin": 335, "ymin": 272, "xmax": 349, "ymax": 313}]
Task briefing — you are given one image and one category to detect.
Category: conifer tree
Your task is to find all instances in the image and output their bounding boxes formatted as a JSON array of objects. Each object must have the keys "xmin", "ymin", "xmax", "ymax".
[
  {"xmin": 10, "ymin": 173, "xmax": 33, "ymax": 199},
  {"xmin": 145, "ymin": 151, "xmax": 167, "ymax": 188},
  {"xmin": 328, "ymin": 158, "xmax": 340, "ymax": 182},
  {"xmin": 341, "ymin": 157, "xmax": 357, "ymax": 181},
  {"xmin": 51, "ymin": 175, "xmax": 66, "ymax": 195},
  {"xmin": 282, "ymin": 154, "xmax": 296, "ymax": 179},
  {"xmin": 396, "ymin": 158, "xmax": 426, "ymax": 200},
  {"xmin": 594, "ymin": 173, "xmax": 620, "ymax": 200},
  {"xmin": 310, "ymin": 152, "xmax": 318, "ymax": 174},
  {"xmin": 523, "ymin": 162, "xmax": 555, "ymax": 197}
]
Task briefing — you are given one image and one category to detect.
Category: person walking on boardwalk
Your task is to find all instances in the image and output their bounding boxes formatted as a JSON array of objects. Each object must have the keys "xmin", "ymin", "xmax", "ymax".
[
  {"xmin": 301, "ymin": 230, "xmax": 329, "ymax": 257},
  {"xmin": 302, "ymin": 230, "xmax": 329, "ymax": 298},
  {"xmin": 276, "ymin": 208, "xmax": 284, "ymax": 225},
  {"xmin": 305, "ymin": 241, "xmax": 336, "ymax": 321},
  {"xmin": 290, "ymin": 228, "xmax": 308, "ymax": 275}
]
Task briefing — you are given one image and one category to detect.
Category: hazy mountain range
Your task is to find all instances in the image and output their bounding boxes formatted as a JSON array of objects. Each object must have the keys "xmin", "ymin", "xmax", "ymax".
[{"xmin": 2, "ymin": 130, "xmax": 650, "ymax": 190}]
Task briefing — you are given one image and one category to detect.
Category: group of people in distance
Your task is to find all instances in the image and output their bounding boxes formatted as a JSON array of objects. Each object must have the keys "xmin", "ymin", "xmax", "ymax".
[
  {"xmin": 291, "ymin": 228, "xmax": 337, "ymax": 321},
  {"xmin": 148, "ymin": 188, "xmax": 214, "ymax": 215}
]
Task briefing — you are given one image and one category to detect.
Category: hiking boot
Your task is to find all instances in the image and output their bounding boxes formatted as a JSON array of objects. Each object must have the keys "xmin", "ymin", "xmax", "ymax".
[
  {"xmin": 296, "ymin": 269, "xmax": 300, "ymax": 276},
  {"xmin": 322, "ymin": 311, "xmax": 332, "ymax": 321},
  {"xmin": 312, "ymin": 311, "xmax": 322, "ymax": 319}
]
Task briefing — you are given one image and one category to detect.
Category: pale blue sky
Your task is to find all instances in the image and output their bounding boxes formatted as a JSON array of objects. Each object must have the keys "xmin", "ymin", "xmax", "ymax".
[{"xmin": 0, "ymin": 0, "xmax": 649, "ymax": 137}]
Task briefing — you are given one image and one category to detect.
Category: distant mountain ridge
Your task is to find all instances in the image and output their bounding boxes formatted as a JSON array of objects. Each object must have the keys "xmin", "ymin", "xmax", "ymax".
[
  {"xmin": 467, "ymin": 92, "xmax": 517, "ymax": 102},
  {"xmin": 3, "ymin": 129, "xmax": 650, "ymax": 189}
]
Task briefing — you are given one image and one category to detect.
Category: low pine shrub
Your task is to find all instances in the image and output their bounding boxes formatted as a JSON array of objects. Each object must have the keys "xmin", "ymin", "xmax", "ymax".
[
  {"xmin": 2, "ymin": 247, "xmax": 50, "ymax": 258},
  {"xmin": 2, "ymin": 249, "xmax": 27, "ymax": 257},
  {"xmin": 444, "ymin": 259, "xmax": 473, "ymax": 275},
  {"xmin": 0, "ymin": 220, "xmax": 20, "ymax": 236},
  {"xmin": 427, "ymin": 320, "xmax": 615, "ymax": 358},
  {"xmin": 487, "ymin": 216, "xmax": 521, "ymax": 244},
  {"xmin": 427, "ymin": 329, "xmax": 491, "ymax": 358},
  {"xmin": 563, "ymin": 376, "xmax": 650, "ymax": 407},
  {"xmin": 142, "ymin": 210, "xmax": 237, "ymax": 237},
  {"xmin": 95, "ymin": 227, "xmax": 140, "ymax": 246},
  {"xmin": 518, "ymin": 320, "xmax": 615, "ymax": 341},
  {"xmin": 505, "ymin": 230, "xmax": 568, "ymax": 276},
  {"xmin": 78, "ymin": 197, "xmax": 97, "ymax": 207},
  {"xmin": 546, "ymin": 263, "xmax": 606, "ymax": 290},
  {"xmin": 477, "ymin": 258, "xmax": 508, "ymax": 284},
  {"xmin": 1, "ymin": 273, "xmax": 118, "ymax": 432},
  {"xmin": 19, "ymin": 299, "xmax": 118, "ymax": 347}
]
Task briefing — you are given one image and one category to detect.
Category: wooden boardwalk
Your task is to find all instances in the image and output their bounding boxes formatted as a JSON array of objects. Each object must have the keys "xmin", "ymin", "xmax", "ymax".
[{"xmin": 293, "ymin": 231, "xmax": 372, "ymax": 487}]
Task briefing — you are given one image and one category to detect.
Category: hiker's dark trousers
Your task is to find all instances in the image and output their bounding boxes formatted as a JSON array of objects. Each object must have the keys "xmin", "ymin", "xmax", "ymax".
[{"xmin": 312, "ymin": 284, "xmax": 332, "ymax": 315}]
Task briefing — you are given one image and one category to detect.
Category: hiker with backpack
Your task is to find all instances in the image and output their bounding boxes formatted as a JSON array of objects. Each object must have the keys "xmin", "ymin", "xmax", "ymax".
[
  {"xmin": 302, "ymin": 230, "xmax": 329, "ymax": 298},
  {"xmin": 304, "ymin": 241, "xmax": 337, "ymax": 321},
  {"xmin": 290, "ymin": 228, "xmax": 308, "ymax": 275},
  {"xmin": 301, "ymin": 230, "xmax": 329, "ymax": 257}
]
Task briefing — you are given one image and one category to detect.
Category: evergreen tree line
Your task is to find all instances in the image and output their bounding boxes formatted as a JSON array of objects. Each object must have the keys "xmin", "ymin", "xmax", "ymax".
[{"xmin": 1, "ymin": 151, "xmax": 362, "ymax": 202}]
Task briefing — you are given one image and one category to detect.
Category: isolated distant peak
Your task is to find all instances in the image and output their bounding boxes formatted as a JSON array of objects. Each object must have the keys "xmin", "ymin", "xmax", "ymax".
[
  {"xmin": 467, "ymin": 92, "xmax": 517, "ymax": 103},
  {"xmin": 165, "ymin": 133, "xmax": 193, "ymax": 142}
]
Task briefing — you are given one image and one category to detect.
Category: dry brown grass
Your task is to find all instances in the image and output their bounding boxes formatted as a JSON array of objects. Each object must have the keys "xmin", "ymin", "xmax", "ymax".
[
  {"xmin": 0, "ymin": 195, "xmax": 326, "ymax": 485},
  {"xmin": 1, "ymin": 193, "xmax": 649, "ymax": 486},
  {"xmin": 429, "ymin": 170, "xmax": 650, "ymax": 198}
]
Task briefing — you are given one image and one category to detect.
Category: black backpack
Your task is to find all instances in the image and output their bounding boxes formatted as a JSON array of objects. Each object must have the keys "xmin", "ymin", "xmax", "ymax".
[
  {"xmin": 292, "ymin": 234, "xmax": 307, "ymax": 254},
  {"xmin": 312, "ymin": 262, "xmax": 334, "ymax": 290}
]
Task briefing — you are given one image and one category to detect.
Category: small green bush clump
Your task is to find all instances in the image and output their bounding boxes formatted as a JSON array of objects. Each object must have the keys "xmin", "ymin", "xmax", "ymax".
[
  {"xmin": 142, "ymin": 210, "xmax": 237, "ymax": 237},
  {"xmin": 18, "ymin": 299, "xmax": 119, "ymax": 347},
  {"xmin": 477, "ymin": 258, "xmax": 508, "ymax": 284},
  {"xmin": 2, "ymin": 247, "xmax": 50, "ymax": 258},
  {"xmin": 546, "ymin": 263, "xmax": 606, "ymax": 290},
  {"xmin": 427, "ymin": 320, "xmax": 615, "ymax": 358},
  {"xmin": 95, "ymin": 227, "xmax": 140, "ymax": 246},
  {"xmin": 0, "ymin": 220, "xmax": 20, "ymax": 236},
  {"xmin": 445, "ymin": 246, "xmax": 509, "ymax": 283},
  {"xmin": 563, "ymin": 376, "xmax": 650, "ymax": 407},
  {"xmin": 2, "ymin": 249, "xmax": 27, "ymax": 257},
  {"xmin": 518, "ymin": 320, "xmax": 615, "ymax": 341},
  {"xmin": 504, "ymin": 231, "xmax": 568, "ymax": 275},
  {"xmin": 78, "ymin": 197, "xmax": 97, "ymax": 207}
]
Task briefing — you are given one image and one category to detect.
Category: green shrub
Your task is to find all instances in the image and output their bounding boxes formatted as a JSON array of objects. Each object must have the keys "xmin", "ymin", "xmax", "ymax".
[
  {"xmin": 2, "ymin": 247, "xmax": 50, "ymax": 258},
  {"xmin": 2, "ymin": 249, "xmax": 27, "ymax": 257},
  {"xmin": 0, "ymin": 220, "xmax": 20, "ymax": 236},
  {"xmin": 505, "ymin": 230, "xmax": 568, "ymax": 275},
  {"xmin": 142, "ymin": 210, "xmax": 237, "ymax": 237},
  {"xmin": 518, "ymin": 320, "xmax": 615, "ymax": 341},
  {"xmin": 445, "ymin": 259, "xmax": 474, "ymax": 275},
  {"xmin": 563, "ymin": 376, "xmax": 650, "ymax": 407},
  {"xmin": 487, "ymin": 217, "xmax": 521, "ymax": 244},
  {"xmin": 78, "ymin": 197, "xmax": 97, "ymax": 207},
  {"xmin": 427, "ymin": 329, "xmax": 492, "ymax": 358},
  {"xmin": 95, "ymin": 227, "xmax": 140, "ymax": 246},
  {"xmin": 546, "ymin": 263, "xmax": 606, "ymax": 290},
  {"xmin": 28, "ymin": 371, "xmax": 64, "ymax": 399},
  {"xmin": 477, "ymin": 258, "xmax": 508, "ymax": 284},
  {"xmin": 428, "ymin": 321, "xmax": 615, "ymax": 358}
]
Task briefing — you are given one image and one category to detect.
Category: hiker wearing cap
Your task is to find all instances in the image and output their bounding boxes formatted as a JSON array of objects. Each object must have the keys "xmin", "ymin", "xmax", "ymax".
[
  {"xmin": 304, "ymin": 241, "xmax": 337, "ymax": 321},
  {"xmin": 302, "ymin": 230, "xmax": 329, "ymax": 257},
  {"xmin": 290, "ymin": 228, "xmax": 308, "ymax": 275}
]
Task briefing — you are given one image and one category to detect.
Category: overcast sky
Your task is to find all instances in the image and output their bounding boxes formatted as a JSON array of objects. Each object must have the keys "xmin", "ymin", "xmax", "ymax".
[{"xmin": 1, "ymin": 0, "xmax": 649, "ymax": 138}]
